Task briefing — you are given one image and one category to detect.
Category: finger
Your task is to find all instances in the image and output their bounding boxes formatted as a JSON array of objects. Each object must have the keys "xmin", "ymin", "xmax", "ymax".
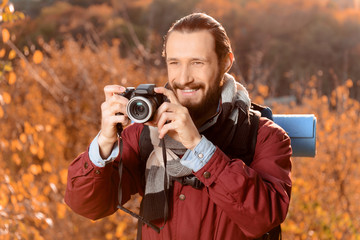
[
  {"xmin": 154, "ymin": 87, "xmax": 180, "ymax": 104},
  {"xmin": 152, "ymin": 102, "xmax": 177, "ymax": 124},
  {"xmin": 101, "ymin": 100, "xmax": 128, "ymax": 117},
  {"xmin": 104, "ymin": 85, "xmax": 126, "ymax": 101},
  {"xmin": 108, "ymin": 115, "xmax": 130, "ymax": 127},
  {"xmin": 157, "ymin": 112, "xmax": 177, "ymax": 130},
  {"xmin": 158, "ymin": 121, "xmax": 176, "ymax": 139}
]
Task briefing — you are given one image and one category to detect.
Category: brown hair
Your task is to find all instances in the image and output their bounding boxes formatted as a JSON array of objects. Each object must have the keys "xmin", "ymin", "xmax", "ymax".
[{"xmin": 162, "ymin": 13, "xmax": 232, "ymax": 62}]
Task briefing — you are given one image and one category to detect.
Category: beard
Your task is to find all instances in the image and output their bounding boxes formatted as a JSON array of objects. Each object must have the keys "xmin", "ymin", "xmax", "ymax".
[{"xmin": 169, "ymin": 72, "xmax": 223, "ymax": 121}]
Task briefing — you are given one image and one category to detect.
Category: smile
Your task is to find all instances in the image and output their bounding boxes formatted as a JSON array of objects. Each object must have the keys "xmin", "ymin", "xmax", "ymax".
[
  {"xmin": 178, "ymin": 88, "xmax": 200, "ymax": 97},
  {"xmin": 182, "ymin": 89, "xmax": 198, "ymax": 93}
]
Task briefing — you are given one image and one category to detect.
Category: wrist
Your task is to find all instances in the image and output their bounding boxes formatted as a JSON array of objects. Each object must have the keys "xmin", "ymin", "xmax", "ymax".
[
  {"xmin": 98, "ymin": 133, "xmax": 117, "ymax": 158},
  {"xmin": 189, "ymin": 135, "xmax": 202, "ymax": 151}
]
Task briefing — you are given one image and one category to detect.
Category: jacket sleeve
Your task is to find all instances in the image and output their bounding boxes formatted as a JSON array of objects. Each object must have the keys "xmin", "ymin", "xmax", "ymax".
[
  {"xmin": 193, "ymin": 118, "xmax": 292, "ymax": 238},
  {"xmin": 64, "ymin": 124, "xmax": 144, "ymax": 220}
]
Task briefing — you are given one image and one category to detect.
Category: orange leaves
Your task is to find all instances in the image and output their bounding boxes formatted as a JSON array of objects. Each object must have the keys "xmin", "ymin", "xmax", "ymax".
[
  {"xmin": 33, "ymin": 50, "xmax": 43, "ymax": 64},
  {"xmin": 115, "ymin": 221, "xmax": 128, "ymax": 238},
  {"xmin": 21, "ymin": 173, "xmax": 34, "ymax": 187},
  {"xmin": 274, "ymin": 81, "xmax": 360, "ymax": 239},
  {"xmin": 0, "ymin": 48, "xmax": 5, "ymax": 57},
  {"xmin": 30, "ymin": 145, "xmax": 38, "ymax": 155},
  {"xmin": 8, "ymin": 71, "xmax": 16, "ymax": 84},
  {"xmin": 0, "ymin": 91, "xmax": 11, "ymax": 118},
  {"xmin": 8, "ymin": 49, "xmax": 16, "ymax": 59},
  {"xmin": 56, "ymin": 203, "xmax": 67, "ymax": 219},
  {"xmin": 24, "ymin": 121, "xmax": 34, "ymax": 134},
  {"xmin": 12, "ymin": 153, "xmax": 21, "ymax": 166},
  {"xmin": 257, "ymin": 84, "xmax": 269, "ymax": 98},
  {"xmin": 345, "ymin": 79, "xmax": 353, "ymax": 88},
  {"xmin": 29, "ymin": 164, "xmax": 42, "ymax": 175},
  {"xmin": 60, "ymin": 169, "xmax": 68, "ymax": 185},
  {"xmin": 1, "ymin": 28, "xmax": 10, "ymax": 43},
  {"xmin": 19, "ymin": 133, "xmax": 27, "ymax": 143},
  {"xmin": 1, "ymin": 91, "xmax": 11, "ymax": 104},
  {"xmin": 42, "ymin": 162, "xmax": 52, "ymax": 173}
]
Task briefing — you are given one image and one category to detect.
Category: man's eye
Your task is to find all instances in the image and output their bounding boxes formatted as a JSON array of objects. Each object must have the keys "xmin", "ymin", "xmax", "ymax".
[
  {"xmin": 168, "ymin": 61, "xmax": 178, "ymax": 65},
  {"xmin": 193, "ymin": 61, "xmax": 204, "ymax": 65}
]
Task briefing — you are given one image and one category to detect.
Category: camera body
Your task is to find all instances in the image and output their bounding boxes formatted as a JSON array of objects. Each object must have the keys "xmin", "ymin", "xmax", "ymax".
[{"xmin": 121, "ymin": 84, "xmax": 165, "ymax": 123}]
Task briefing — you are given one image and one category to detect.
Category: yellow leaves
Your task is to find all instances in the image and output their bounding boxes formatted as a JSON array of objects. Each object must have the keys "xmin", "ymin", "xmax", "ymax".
[
  {"xmin": 0, "ymin": 106, "xmax": 3, "ymax": 118},
  {"xmin": 0, "ymin": 0, "xmax": 9, "ymax": 8},
  {"xmin": 33, "ymin": 50, "xmax": 43, "ymax": 64},
  {"xmin": 23, "ymin": 45, "xmax": 29, "ymax": 56},
  {"xmin": 2, "ymin": 28, "xmax": 10, "ymax": 43},
  {"xmin": 1, "ymin": 1, "xmax": 25, "ymax": 23}
]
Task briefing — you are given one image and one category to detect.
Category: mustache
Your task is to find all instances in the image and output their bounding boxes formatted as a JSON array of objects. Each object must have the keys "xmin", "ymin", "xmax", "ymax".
[{"xmin": 171, "ymin": 82, "xmax": 205, "ymax": 90}]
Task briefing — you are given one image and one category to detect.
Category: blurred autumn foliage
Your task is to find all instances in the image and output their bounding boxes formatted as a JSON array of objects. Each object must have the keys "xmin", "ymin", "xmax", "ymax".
[{"xmin": 0, "ymin": 0, "xmax": 360, "ymax": 239}]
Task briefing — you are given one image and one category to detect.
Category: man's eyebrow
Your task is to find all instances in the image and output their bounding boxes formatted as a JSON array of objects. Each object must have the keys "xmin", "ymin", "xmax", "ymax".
[
  {"xmin": 166, "ymin": 58, "xmax": 178, "ymax": 62},
  {"xmin": 192, "ymin": 57, "xmax": 208, "ymax": 61},
  {"xmin": 166, "ymin": 57, "xmax": 208, "ymax": 62}
]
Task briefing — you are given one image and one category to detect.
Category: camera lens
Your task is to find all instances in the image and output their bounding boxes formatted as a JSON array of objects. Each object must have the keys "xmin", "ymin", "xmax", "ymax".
[
  {"xmin": 127, "ymin": 96, "xmax": 155, "ymax": 123},
  {"xmin": 131, "ymin": 101, "xmax": 149, "ymax": 118}
]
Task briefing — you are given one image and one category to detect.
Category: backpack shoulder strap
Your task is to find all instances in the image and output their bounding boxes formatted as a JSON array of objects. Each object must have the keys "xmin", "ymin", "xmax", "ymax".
[
  {"xmin": 244, "ymin": 102, "xmax": 274, "ymax": 166},
  {"xmin": 251, "ymin": 102, "xmax": 273, "ymax": 120},
  {"xmin": 242, "ymin": 109, "xmax": 261, "ymax": 166}
]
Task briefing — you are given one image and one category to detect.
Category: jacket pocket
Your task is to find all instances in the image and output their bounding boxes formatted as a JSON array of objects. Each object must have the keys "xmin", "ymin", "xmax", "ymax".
[{"xmin": 67, "ymin": 153, "xmax": 94, "ymax": 189}]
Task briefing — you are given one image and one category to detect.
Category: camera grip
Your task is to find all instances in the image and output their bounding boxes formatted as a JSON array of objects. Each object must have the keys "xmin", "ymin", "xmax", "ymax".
[{"xmin": 115, "ymin": 112, "xmax": 124, "ymax": 136}]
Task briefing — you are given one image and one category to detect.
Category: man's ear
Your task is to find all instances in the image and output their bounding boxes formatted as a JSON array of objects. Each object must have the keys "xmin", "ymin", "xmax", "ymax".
[{"xmin": 223, "ymin": 52, "xmax": 234, "ymax": 73}]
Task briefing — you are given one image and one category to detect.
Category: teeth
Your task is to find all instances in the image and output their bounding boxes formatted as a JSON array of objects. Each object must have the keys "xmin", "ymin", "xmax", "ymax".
[{"xmin": 182, "ymin": 89, "xmax": 197, "ymax": 92}]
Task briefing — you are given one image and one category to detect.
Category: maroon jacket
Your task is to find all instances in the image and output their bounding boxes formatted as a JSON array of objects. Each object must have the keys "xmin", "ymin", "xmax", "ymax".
[{"xmin": 65, "ymin": 118, "xmax": 292, "ymax": 239}]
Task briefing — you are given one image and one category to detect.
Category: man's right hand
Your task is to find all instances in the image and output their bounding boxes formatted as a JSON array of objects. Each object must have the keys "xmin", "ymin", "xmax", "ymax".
[{"xmin": 98, "ymin": 85, "xmax": 130, "ymax": 159}]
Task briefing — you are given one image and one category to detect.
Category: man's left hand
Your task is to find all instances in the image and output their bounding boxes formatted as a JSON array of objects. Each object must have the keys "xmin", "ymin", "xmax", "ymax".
[{"xmin": 146, "ymin": 87, "xmax": 201, "ymax": 150}]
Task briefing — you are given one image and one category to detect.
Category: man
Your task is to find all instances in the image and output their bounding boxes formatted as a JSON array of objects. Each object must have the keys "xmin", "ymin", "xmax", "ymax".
[{"xmin": 65, "ymin": 13, "xmax": 292, "ymax": 239}]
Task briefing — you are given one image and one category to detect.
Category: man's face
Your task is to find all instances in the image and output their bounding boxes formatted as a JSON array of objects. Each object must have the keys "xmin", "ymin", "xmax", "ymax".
[{"xmin": 165, "ymin": 30, "xmax": 222, "ymax": 120}]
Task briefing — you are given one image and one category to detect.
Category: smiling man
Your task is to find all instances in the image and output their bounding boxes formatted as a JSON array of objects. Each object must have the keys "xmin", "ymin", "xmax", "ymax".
[{"xmin": 65, "ymin": 13, "xmax": 292, "ymax": 240}]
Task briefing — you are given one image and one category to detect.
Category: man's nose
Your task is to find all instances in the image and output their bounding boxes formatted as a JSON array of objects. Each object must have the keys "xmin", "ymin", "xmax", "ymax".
[{"xmin": 178, "ymin": 65, "xmax": 194, "ymax": 86}]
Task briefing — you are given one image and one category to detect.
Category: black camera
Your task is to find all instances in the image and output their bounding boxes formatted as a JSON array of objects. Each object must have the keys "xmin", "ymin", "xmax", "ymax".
[{"xmin": 120, "ymin": 84, "xmax": 165, "ymax": 123}]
